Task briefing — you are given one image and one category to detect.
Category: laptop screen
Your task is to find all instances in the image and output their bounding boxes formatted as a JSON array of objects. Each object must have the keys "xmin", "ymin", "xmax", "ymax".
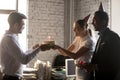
[{"xmin": 65, "ymin": 59, "xmax": 76, "ymax": 77}]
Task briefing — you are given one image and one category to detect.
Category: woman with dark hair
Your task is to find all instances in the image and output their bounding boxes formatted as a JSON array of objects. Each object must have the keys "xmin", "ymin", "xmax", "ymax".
[{"xmin": 50, "ymin": 15, "xmax": 95, "ymax": 80}]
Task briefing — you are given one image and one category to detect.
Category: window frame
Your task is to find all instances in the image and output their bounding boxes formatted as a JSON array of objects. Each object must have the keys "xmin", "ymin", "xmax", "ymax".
[{"xmin": 0, "ymin": 0, "xmax": 18, "ymax": 14}]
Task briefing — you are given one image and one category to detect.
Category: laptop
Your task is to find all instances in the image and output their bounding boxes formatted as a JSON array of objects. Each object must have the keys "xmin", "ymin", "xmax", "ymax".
[{"xmin": 65, "ymin": 59, "xmax": 76, "ymax": 77}]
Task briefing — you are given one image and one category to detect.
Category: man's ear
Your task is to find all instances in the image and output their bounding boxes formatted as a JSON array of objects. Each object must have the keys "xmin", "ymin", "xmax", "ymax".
[
  {"xmin": 14, "ymin": 23, "xmax": 19, "ymax": 27},
  {"xmin": 103, "ymin": 20, "xmax": 107, "ymax": 25},
  {"xmin": 13, "ymin": 23, "xmax": 19, "ymax": 31}
]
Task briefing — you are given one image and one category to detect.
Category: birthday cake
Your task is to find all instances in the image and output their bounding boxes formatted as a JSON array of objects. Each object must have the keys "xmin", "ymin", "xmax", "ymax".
[
  {"xmin": 43, "ymin": 40, "xmax": 55, "ymax": 45},
  {"xmin": 43, "ymin": 36, "xmax": 55, "ymax": 45}
]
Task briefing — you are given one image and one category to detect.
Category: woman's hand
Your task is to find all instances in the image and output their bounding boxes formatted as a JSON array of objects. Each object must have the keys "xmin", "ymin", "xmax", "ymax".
[
  {"xmin": 50, "ymin": 44, "xmax": 60, "ymax": 50},
  {"xmin": 40, "ymin": 44, "xmax": 61, "ymax": 51},
  {"xmin": 82, "ymin": 63, "xmax": 96, "ymax": 73},
  {"xmin": 40, "ymin": 44, "xmax": 51, "ymax": 51}
]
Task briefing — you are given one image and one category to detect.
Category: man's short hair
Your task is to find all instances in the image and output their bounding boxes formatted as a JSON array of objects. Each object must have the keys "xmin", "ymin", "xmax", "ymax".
[
  {"xmin": 95, "ymin": 11, "xmax": 109, "ymax": 26},
  {"xmin": 8, "ymin": 12, "xmax": 27, "ymax": 27},
  {"xmin": 76, "ymin": 19, "xmax": 85, "ymax": 28},
  {"xmin": 95, "ymin": 11, "xmax": 108, "ymax": 22}
]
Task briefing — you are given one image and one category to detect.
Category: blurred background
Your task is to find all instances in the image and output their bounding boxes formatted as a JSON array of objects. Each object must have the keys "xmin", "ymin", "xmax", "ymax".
[{"xmin": 0, "ymin": 0, "xmax": 119, "ymax": 68}]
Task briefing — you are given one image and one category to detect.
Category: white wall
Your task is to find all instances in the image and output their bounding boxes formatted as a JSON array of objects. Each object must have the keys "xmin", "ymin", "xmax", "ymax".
[
  {"xmin": 111, "ymin": 0, "xmax": 120, "ymax": 36},
  {"xmin": 18, "ymin": 0, "xmax": 27, "ymax": 51}
]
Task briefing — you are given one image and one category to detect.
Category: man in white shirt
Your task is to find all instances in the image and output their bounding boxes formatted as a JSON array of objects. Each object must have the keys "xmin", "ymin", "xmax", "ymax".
[{"xmin": 0, "ymin": 12, "xmax": 47, "ymax": 80}]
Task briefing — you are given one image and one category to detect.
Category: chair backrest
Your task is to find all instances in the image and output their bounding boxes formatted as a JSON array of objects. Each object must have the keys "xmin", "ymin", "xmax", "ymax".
[{"xmin": 52, "ymin": 55, "xmax": 70, "ymax": 67}]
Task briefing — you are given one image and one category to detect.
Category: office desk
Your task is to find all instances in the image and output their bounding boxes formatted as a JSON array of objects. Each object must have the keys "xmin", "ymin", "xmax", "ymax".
[{"xmin": 51, "ymin": 67, "xmax": 75, "ymax": 80}]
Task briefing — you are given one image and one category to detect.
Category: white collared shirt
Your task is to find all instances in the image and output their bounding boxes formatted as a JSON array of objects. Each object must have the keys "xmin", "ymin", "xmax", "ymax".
[
  {"xmin": 0, "ymin": 31, "xmax": 38, "ymax": 77},
  {"xmin": 72, "ymin": 35, "xmax": 95, "ymax": 63}
]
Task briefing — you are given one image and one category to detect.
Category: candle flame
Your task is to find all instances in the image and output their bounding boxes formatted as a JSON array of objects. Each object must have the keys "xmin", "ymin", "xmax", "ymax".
[{"xmin": 48, "ymin": 36, "xmax": 51, "ymax": 40}]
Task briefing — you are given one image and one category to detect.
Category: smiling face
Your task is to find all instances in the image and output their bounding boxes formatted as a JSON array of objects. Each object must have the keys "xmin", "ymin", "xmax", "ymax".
[
  {"xmin": 73, "ymin": 22, "xmax": 84, "ymax": 36},
  {"xmin": 92, "ymin": 11, "xmax": 109, "ymax": 31},
  {"xmin": 13, "ymin": 19, "xmax": 25, "ymax": 34},
  {"xmin": 92, "ymin": 15, "xmax": 102, "ymax": 31},
  {"xmin": 8, "ymin": 12, "xmax": 27, "ymax": 34},
  {"xmin": 17, "ymin": 19, "xmax": 25, "ymax": 33}
]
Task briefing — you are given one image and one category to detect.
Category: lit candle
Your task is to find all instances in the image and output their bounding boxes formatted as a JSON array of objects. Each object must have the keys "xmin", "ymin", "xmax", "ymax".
[
  {"xmin": 43, "ymin": 36, "xmax": 55, "ymax": 45},
  {"xmin": 48, "ymin": 36, "xmax": 51, "ymax": 41}
]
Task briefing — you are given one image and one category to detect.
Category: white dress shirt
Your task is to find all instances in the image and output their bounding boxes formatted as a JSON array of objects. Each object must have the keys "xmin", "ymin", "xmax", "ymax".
[
  {"xmin": 0, "ymin": 30, "xmax": 39, "ymax": 77},
  {"xmin": 72, "ymin": 35, "xmax": 95, "ymax": 80},
  {"xmin": 72, "ymin": 35, "xmax": 94, "ymax": 63}
]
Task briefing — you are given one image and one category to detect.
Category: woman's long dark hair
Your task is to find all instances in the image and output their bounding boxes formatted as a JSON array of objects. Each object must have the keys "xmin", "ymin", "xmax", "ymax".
[
  {"xmin": 76, "ymin": 19, "xmax": 85, "ymax": 28},
  {"xmin": 76, "ymin": 19, "xmax": 92, "ymax": 36}
]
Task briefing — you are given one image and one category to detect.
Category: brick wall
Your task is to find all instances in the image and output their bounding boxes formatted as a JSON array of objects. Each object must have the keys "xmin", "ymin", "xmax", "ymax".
[
  {"xmin": 74, "ymin": 0, "xmax": 110, "ymax": 20},
  {"xmin": 74, "ymin": 0, "xmax": 110, "ymax": 40},
  {"xmin": 27, "ymin": 0, "xmax": 110, "ymax": 67},
  {"xmin": 28, "ymin": 0, "xmax": 64, "ymax": 67}
]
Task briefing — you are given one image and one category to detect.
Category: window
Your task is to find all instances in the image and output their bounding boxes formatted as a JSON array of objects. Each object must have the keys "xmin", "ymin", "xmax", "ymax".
[
  {"xmin": 0, "ymin": 0, "xmax": 17, "ymax": 14},
  {"xmin": 0, "ymin": 14, "xmax": 9, "ymax": 40},
  {"xmin": 0, "ymin": 0, "xmax": 17, "ymax": 10},
  {"xmin": 0, "ymin": 0, "xmax": 27, "ymax": 51},
  {"xmin": 111, "ymin": 0, "xmax": 120, "ymax": 36},
  {"xmin": 0, "ymin": 0, "xmax": 18, "ymax": 40}
]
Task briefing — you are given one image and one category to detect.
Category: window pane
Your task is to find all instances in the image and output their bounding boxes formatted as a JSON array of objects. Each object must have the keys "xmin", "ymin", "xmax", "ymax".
[
  {"xmin": 0, "ymin": 14, "xmax": 9, "ymax": 41},
  {"xmin": 0, "ymin": 0, "xmax": 16, "ymax": 10}
]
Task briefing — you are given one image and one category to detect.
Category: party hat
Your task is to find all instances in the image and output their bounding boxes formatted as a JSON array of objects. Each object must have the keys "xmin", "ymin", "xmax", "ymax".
[
  {"xmin": 84, "ymin": 14, "xmax": 90, "ymax": 22},
  {"xmin": 98, "ymin": 2, "xmax": 104, "ymax": 11}
]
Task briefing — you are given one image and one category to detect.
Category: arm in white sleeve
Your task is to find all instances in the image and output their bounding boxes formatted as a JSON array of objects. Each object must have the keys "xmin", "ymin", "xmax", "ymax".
[{"xmin": 4, "ymin": 36, "xmax": 40, "ymax": 64}]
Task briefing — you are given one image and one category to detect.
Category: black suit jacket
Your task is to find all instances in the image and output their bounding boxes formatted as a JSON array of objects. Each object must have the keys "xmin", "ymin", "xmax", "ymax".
[{"xmin": 91, "ymin": 28, "xmax": 120, "ymax": 80}]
